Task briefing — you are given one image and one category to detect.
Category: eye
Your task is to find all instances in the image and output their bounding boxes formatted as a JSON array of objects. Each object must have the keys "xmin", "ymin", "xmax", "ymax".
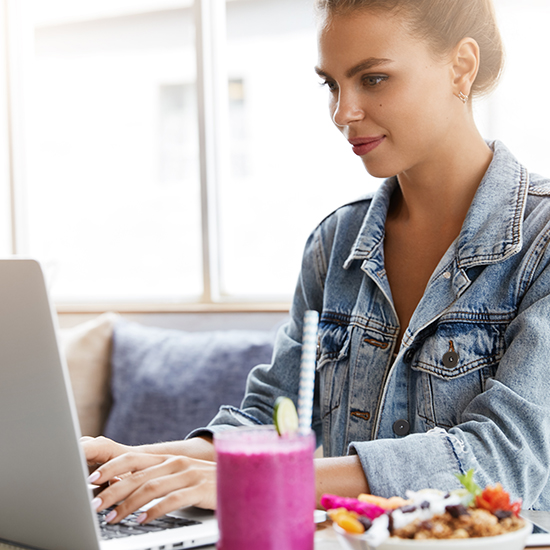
[
  {"xmin": 362, "ymin": 75, "xmax": 388, "ymax": 88},
  {"xmin": 320, "ymin": 79, "xmax": 338, "ymax": 93}
]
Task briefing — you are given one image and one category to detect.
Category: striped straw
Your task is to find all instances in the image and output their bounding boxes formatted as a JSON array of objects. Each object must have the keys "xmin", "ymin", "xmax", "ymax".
[{"xmin": 298, "ymin": 310, "xmax": 319, "ymax": 435}]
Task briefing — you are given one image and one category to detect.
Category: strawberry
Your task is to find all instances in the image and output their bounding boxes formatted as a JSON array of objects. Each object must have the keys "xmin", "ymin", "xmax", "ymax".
[{"xmin": 475, "ymin": 483, "xmax": 522, "ymax": 517}]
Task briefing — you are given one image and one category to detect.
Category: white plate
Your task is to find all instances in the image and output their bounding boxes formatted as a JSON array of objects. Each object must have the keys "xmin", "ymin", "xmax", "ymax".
[{"xmin": 334, "ymin": 521, "xmax": 533, "ymax": 550}]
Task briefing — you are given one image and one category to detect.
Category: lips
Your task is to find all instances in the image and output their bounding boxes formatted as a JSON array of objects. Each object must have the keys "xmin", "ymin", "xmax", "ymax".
[{"xmin": 349, "ymin": 136, "xmax": 385, "ymax": 156}]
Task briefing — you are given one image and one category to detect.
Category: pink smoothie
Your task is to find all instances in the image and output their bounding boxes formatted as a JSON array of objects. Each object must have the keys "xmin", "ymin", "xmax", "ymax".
[{"xmin": 215, "ymin": 427, "xmax": 315, "ymax": 550}]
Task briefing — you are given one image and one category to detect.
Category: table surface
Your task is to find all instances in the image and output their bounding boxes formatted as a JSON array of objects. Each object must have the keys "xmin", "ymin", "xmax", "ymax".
[{"xmin": 1, "ymin": 520, "xmax": 549, "ymax": 549}]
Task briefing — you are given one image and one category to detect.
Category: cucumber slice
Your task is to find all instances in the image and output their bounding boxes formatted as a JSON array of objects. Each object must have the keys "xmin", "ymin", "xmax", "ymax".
[{"xmin": 273, "ymin": 396, "xmax": 299, "ymax": 436}]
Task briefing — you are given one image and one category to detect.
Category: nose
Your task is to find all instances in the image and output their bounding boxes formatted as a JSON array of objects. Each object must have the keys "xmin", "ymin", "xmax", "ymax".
[{"xmin": 331, "ymin": 89, "xmax": 364, "ymax": 128}]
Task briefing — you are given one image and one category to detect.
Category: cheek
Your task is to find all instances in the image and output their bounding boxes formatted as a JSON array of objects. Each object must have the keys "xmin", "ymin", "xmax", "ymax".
[{"xmin": 383, "ymin": 89, "xmax": 435, "ymax": 136}]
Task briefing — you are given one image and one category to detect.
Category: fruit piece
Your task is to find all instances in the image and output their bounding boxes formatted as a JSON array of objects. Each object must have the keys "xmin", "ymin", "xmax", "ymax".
[
  {"xmin": 476, "ymin": 483, "xmax": 510, "ymax": 512},
  {"xmin": 336, "ymin": 514, "xmax": 366, "ymax": 534},
  {"xmin": 445, "ymin": 504, "xmax": 469, "ymax": 518},
  {"xmin": 494, "ymin": 510, "xmax": 513, "ymax": 520},
  {"xmin": 455, "ymin": 470, "xmax": 522, "ymax": 517},
  {"xmin": 357, "ymin": 516, "xmax": 373, "ymax": 531},
  {"xmin": 475, "ymin": 483, "xmax": 522, "ymax": 517},
  {"xmin": 358, "ymin": 494, "xmax": 409, "ymax": 510},
  {"xmin": 328, "ymin": 509, "xmax": 365, "ymax": 534},
  {"xmin": 273, "ymin": 396, "xmax": 299, "ymax": 436},
  {"xmin": 510, "ymin": 500, "xmax": 522, "ymax": 517},
  {"xmin": 321, "ymin": 494, "xmax": 386, "ymax": 520}
]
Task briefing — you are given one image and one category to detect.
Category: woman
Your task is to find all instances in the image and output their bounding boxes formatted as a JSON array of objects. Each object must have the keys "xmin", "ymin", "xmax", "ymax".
[{"xmin": 85, "ymin": 0, "xmax": 550, "ymax": 525}]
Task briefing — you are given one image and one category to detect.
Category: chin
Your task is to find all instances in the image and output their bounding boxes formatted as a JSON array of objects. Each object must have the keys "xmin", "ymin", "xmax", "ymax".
[{"xmin": 361, "ymin": 159, "xmax": 398, "ymax": 179}]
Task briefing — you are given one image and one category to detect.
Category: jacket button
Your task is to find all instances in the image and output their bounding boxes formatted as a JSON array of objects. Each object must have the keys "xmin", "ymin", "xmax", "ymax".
[
  {"xmin": 393, "ymin": 419, "xmax": 410, "ymax": 436},
  {"xmin": 442, "ymin": 350, "xmax": 459, "ymax": 368},
  {"xmin": 442, "ymin": 341, "xmax": 459, "ymax": 368},
  {"xmin": 404, "ymin": 349, "xmax": 415, "ymax": 363}
]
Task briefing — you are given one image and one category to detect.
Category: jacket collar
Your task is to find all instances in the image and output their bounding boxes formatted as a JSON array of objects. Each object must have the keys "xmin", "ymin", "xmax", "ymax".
[{"xmin": 344, "ymin": 140, "xmax": 529, "ymax": 271}]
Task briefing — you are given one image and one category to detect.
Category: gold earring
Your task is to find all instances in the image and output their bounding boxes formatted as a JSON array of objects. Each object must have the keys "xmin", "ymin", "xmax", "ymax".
[{"xmin": 457, "ymin": 91, "xmax": 469, "ymax": 104}]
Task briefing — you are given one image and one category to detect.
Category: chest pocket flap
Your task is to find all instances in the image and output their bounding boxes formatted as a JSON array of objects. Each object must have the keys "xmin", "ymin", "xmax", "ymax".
[{"xmin": 410, "ymin": 322, "xmax": 506, "ymax": 380}]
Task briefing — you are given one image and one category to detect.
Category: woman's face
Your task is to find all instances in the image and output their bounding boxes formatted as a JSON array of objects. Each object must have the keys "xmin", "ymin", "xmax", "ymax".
[{"xmin": 316, "ymin": 9, "xmax": 460, "ymax": 179}]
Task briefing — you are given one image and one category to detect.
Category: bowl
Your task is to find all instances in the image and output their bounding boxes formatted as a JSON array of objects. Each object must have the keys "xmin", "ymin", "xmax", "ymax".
[{"xmin": 334, "ymin": 520, "xmax": 533, "ymax": 550}]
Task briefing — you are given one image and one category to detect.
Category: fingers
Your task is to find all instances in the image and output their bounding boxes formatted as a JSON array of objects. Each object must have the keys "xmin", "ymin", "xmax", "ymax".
[
  {"xmin": 137, "ymin": 482, "xmax": 216, "ymax": 525},
  {"xmin": 118, "ymin": 458, "xmax": 217, "ymax": 522},
  {"xmin": 92, "ymin": 455, "xmax": 217, "ymax": 524},
  {"xmin": 94, "ymin": 455, "xmax": 193, "ymax": 514},
  {"xmin": 89, "ymin": 451, "xmax": 166, "ymax": 487},
  {"xmin": 81, "ymin": 436, "xmax": 130, "ymax": 467}
]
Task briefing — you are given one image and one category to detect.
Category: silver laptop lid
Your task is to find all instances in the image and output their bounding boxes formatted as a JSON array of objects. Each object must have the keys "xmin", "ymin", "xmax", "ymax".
[{"xmin": 0, "ymin": 259, "xmax": 101, "ymax": 550}]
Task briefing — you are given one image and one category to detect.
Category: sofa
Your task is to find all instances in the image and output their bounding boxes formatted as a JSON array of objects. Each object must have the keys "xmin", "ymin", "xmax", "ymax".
[{"xmin": 60, "ymin": 313, "xmax": 279, "ymax": 445}]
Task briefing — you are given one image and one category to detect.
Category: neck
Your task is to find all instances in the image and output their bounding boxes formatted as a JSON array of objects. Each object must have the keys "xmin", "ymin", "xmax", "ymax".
[{"xmin": 391, "ymin": 122, "xmax": 493, "ymax": 230}]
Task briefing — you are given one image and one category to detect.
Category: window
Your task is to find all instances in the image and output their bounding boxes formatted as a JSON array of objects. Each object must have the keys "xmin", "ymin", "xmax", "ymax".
[
  {"xmin": 1, "ymin": 0, "xmax": 549, "ymax": 309},
  {"xmin": 159, "ymin": 83, "xmax": 198, "ymax": 184},
  {"xmin": 11, "ymin": 1, "xmax": 204, "ymax": 304}
]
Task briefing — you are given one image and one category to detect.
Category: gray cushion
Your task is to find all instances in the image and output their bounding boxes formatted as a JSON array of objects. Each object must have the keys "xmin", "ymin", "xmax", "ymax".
[{"xmin": 103, "ymin": 320, "xmax": 276, "ymax": 445}]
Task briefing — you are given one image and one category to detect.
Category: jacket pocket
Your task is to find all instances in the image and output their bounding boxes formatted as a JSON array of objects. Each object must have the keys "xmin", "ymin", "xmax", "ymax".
[
  {"xmin": 411, "ymin": 322, "xmax": 505, "ymax": 429},
  {"xmin": 316, "ymin": 321, "xmax": 351, "ymax": 420}
]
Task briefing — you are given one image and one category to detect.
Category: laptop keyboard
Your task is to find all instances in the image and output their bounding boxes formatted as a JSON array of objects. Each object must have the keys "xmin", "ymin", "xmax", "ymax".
[{"xmin": 97, "ymin": 507, "xmax": 202, "ymax": 540}]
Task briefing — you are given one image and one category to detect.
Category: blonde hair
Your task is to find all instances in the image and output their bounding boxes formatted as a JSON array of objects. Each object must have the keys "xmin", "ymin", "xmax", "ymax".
[{"xmin": 315, "ymin": 0, "xmax": 504, "ymax": 98}]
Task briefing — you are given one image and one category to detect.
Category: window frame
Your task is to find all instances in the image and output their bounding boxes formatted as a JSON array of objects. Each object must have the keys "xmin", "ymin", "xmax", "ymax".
[{"xmin": 0, "ymin": 0, "xmax": 292, "ymax": 313}]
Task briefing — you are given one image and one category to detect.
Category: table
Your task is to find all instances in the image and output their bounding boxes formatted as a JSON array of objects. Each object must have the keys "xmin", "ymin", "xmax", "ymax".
[{"xmin": 1, "ymin": 520, "xmax": 548, "ymax": 549}]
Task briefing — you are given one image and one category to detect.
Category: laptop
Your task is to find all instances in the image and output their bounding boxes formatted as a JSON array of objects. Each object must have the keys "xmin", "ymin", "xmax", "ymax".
[{"xmin": 0, "ymin": 258, "xmax": 220, "ymax": 550}]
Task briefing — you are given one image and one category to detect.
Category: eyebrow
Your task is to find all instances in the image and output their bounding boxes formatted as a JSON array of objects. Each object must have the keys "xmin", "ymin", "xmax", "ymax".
[{"xmin": 315, "ymin": 57, "xmax": 394, "ymax": 79}]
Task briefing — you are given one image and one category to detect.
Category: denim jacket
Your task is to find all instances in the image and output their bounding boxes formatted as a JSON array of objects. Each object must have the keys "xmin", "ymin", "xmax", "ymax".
[{"xmin": 201, "ymin": 141, "xmax": 550, "ymax": 510}]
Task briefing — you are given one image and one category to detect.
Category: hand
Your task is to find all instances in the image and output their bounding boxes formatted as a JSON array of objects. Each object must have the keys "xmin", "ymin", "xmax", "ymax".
[
  {"xmin": 81, "ymin": 435, "xmax": 133, "ymax": 470},
  {"xmin": 88, "ymin": 451, "xmax": 217, "ymax": 524}
]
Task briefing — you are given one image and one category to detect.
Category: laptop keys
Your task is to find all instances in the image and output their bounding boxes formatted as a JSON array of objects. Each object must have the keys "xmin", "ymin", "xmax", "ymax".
[{"xmin": 98, "ymin": 507, "xmax": 201, "ymax": 540}]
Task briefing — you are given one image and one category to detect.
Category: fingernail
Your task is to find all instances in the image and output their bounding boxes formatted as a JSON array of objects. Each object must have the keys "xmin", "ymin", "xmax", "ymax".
[
  {"xmin": 91, "ymin": 497, "xmax": 102, "ymax": 511},
  {"xmin": 136, "ymin": 513, "xmax": 147, "ymax": 524},
  {"xmin": 105, "ymin": 510, "xmax": 117, "ymax": 523},
  {"xmin": 88, "ymin": 471, "xmax": 101, "ymax": 484}
]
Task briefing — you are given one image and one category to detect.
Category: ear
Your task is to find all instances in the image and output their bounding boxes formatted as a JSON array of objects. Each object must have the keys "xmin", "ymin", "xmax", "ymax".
[{"xmin": 451, "ymin": 37, "xmax": 480, "ymax": 99}]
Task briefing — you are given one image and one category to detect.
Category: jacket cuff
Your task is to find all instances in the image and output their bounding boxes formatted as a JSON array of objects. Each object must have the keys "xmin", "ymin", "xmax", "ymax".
[
  {"xmin": 348, "ymin": 429, "xmax": 466, "ymax": 498},
  {"xmin": 185, "ymin": 405, "xmax": 265, "ymax": 441}
]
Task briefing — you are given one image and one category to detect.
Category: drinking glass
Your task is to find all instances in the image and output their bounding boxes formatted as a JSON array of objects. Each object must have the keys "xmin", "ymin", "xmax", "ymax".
[{"xmin": 215, "ymin": 425, "xmax": 316, "ymax": 550}]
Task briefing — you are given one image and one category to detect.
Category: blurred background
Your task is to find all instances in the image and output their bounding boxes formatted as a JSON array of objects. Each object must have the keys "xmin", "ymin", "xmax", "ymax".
[{"xmin": 0, "ymin": 0, "xmax": 548, "ymax": 313}]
